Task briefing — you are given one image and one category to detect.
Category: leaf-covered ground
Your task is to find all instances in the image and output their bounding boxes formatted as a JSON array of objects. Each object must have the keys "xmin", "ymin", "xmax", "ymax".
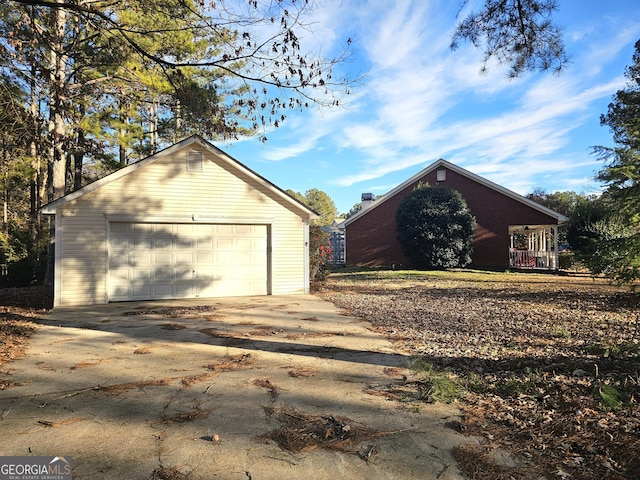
[
  {"xmin": 0, "ymin": 286, "xmax": 50, "ymax": 385},
  {"xmin": 319, "ymin": 270, "xmax": 640, "ymax": 480},
  {"xmin": 1, "ymin": 277, "xmax": 639, "ymax": 478}
]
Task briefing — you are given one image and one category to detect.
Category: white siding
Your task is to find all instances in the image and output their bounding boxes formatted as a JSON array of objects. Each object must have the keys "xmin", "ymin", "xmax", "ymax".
[{"xmin": 55, "ymin": 146, "xmax": 308, "ymax": 306}]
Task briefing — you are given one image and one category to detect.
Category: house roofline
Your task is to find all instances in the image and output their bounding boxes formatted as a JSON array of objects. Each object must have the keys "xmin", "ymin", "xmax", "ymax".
[
  {"xmin": 343, "ymin": 158, "xmax": 569, "ymax": 226},
  {"xmin": 40, "ymin": 135, "xmax": 319, "ymax": 221}
]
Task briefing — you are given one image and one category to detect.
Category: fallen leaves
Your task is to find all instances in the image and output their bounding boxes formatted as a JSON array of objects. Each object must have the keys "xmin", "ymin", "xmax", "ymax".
[
  {"xmin": 122, "ymin": 305, "xmax": 218, "ymax": 317},
  {"xmin": 321, "ymin": 271, "xmax": 640, "ymax": 480},
  {"xmin": 0, "ymin": 319, "xmax": 37, "ymax": 367},
  {"xmin": 261, "ymin": 405, "xmax": 386, "ymax": 454}
]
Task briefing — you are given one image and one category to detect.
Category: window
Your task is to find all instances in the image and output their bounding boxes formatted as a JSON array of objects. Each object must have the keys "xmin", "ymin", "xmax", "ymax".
[
  {"xmin": 187, "ymin": 151, "xmax": 203, "ymax": 171},
  {"xmin": 436, "ymin": 169, "xmax": 446, "ymax": 182}
]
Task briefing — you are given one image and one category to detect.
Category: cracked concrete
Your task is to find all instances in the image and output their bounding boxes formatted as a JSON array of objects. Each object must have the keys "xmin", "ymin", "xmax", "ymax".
[{"xmin": 0, "ymin": 295, "xmax": 476, "ymax": 479}]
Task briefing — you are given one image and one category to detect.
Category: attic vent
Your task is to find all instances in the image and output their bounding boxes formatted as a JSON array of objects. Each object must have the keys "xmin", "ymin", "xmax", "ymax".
[
  {"xmin": 187, "ymin": 151, "xmax": 203, "ymax": 171},
  {"xmin": 436, "ymin": 169, "xmax": 446, "ymax": 182}
]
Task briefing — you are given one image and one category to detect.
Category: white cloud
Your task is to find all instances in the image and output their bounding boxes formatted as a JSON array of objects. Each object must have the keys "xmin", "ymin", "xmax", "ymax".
[{"xmin": 230, "ymin": 0, "xmax": 640, "ymax": 213}]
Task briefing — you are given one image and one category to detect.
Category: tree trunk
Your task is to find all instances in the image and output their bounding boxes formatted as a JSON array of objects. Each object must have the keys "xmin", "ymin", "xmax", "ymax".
[
  {"xmin": 74, "ymin": 103, "xmax": 85, "ymax": 191},
  {"xmin": 44, "ymin": 1, "xmax": 68, "ymax": 286},
  {"xmin": 119, "ymin": 99, "xmax": 128, "ymax": 165},
  {"xmin": 29, "ymin": 63, "xmax": 41, "ymax": 224},
  {"xmin": 50, "ymin": 2, "xmax": 67, "ymax": 201},
  {"xmin": 74, "ymin": 131, "xmax": 84, "ymax": 191}
]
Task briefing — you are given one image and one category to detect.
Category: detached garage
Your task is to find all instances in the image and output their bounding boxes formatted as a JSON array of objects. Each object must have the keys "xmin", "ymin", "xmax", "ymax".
[{"xmin": 41, "ymin": 135, "xmax": 318, "ymax": 307}]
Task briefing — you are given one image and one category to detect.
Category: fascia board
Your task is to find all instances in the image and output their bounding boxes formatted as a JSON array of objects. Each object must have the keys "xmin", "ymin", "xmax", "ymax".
[
  {"xmin": 343, "ymin": 158, "xmax": 569, "ymax": 226},
  {"xmin": 40, "ymin": 135, "xmax": 319, "ymax": 221},
  {"xmin": 40, "ymin": 137, "xmax": 199, "ymax": 214},
  {"xmin": 198, "ymin": 137, "xmax": 319, "ymax": 221}
]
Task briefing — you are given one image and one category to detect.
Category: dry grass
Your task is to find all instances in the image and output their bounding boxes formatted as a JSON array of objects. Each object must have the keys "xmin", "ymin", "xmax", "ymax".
[
  {"xmin": 70, "ymin": 359, "xmax": 111, "ymax": 369},
  {"xmin": 37, "ymin": 417, "xmax": 87, "ymax": 428},
  {"xmin": 150, "ymin": 466, "xmax": 190, "ymax": 480},
  {"xmin": 287, "ymin": 366, "xmax": 319, "ymax": 378},
  {"xmin": 204, "ymin": 353, "xmax": 257, "ymax": 372},
  {"xmin": 160, "ymin": 407, "xmax": 217, "ymax": 424},
  {"xmin": 251, "ymin": 378, "xmax": 280, "ymax": 401},
  {"xmin": 122, "ymin": 305, "xmax": 217, "ymax": 317},
  {"xmin": 97, "ymin": 378, "xmax": 171, "ymax": 395},
  {"xmin": 180, "ymin": 354, "xmax": 258, "ymax": 387},
  {"xmin": 160, "ymin": 323, "xmax": 187, "ymax": 330},
  {"xmin": 261, "ymin": 405, "xmax": 387, "ymax": 453},
  {"xmin": 0, "ymin": 286, "xmax": 50, "ymax": 370},
  {"xmin": 133, "ymin": 346, "xmax": 153, "ymax": 354},
  {"xmin": 320, "ymin": 269, "xmax": 640, "ymax": 480}
]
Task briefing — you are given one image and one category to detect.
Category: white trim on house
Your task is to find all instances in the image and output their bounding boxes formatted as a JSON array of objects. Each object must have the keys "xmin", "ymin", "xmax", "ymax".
[
  {"xmin": 53, "ymin": 214, "xmax": 62, "ymax": 308},
  {"xmin": 105, "ymin": 215, "xmax": 275, "ymax": 225},
  {"xmin": 41, "ymin": 136, "xmax": 318, "ymax": 307},
  {"xmin": 343, "ymin": 158, "xmax": 569, "ymax": 226},
  {"xmin": 303, "ymin": 222, "xmax": 310, "ymax": 294},
  {"xmin": 106, "ymin": 221, "xmax": 270, "ymax": 302},
  {"xmin": 41, "ymin": 135, "xmax": 318, "ymax": 222}
]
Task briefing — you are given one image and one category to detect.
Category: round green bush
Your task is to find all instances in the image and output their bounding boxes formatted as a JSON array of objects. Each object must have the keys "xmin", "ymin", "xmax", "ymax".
[{"xmin": 395, "ymin": 184, "xmax": 475, "ymax": 269}]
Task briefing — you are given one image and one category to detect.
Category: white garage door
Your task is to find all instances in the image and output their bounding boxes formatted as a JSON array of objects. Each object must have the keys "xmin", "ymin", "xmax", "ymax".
[{"xmin": 108, "ymin": 223, "xmax": 268, "ymax": 301}]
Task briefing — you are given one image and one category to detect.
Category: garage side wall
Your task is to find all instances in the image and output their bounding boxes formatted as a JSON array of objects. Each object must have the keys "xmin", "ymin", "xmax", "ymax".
[{"xmin": 54, "ymin": 146, "xmax": 308, "ymax": 306}]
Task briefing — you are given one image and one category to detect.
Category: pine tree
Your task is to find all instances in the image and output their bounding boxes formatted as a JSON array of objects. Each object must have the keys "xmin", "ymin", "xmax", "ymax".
[{"xmin": 590, "ymin": 39, "xmax": 640, "ymax": 284}]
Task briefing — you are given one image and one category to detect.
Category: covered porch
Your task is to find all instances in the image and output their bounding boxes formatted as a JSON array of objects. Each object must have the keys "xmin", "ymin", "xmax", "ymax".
[{"xmin": 508, "ymin": 224, "xmax": 561, "ymax": 270}]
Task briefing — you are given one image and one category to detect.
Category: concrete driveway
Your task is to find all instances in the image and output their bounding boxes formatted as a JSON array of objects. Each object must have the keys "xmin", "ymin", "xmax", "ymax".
[{"xmin": 0, "ymin": 295, "xmax": 473, "ymax": 479}]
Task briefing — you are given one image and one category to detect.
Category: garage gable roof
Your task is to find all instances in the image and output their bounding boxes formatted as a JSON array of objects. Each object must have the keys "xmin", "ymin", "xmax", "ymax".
[
  {"xmin": 41, "ymin": 135, "xmax": 319, "ymax": 220},
  {"xmin": 343, "ymin": 158, "xmax": 569, "ymax": 226}
]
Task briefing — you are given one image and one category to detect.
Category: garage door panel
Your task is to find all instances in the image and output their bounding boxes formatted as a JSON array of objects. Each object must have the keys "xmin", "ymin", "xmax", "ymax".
[
  {"xmin": 132, "ymin": 223, "xmax": 153, "ymax": 234},
  {"xmin": 175, "ymin": 239, "xmax": 192, "ymax": 250},
  {"xmin": 175, "ymin": 253, "xmax": 195, "ymax": 264},
  {"xmin": 131, "ymin": 267, "xmax": 151, "ymax": 280},
  {"xmin": 111, "ymin": 285, "xmax": 129, "ymax": 297},
  {"xmin": 153, "ymin": 285, "xmax": 173, "ymax": 297},
  {"xmin": 153, "ymin": 253, "xmax": 173, "ymax": 264},
  {"xmin": 174, "ymin": 282, "xmax": 193, "ymax": 297},
  {"xmin": 155, "ymin": 237, "xmax": 172, "ymax": 249},
  {"xmin": 132, "ymin": 284, "xmax": 152, "ymax": 296},
  {"xmin": 110, "ymin": 223, "xmax": 131, "ymax": 234},
  {"xmin": 215, "ymin": 238, "xmax": 234, "ymax": 250},
  {"xmin": 196, "ymin": 253, "xmax": 214, "ymax": 264},
  {"xmin": 154, "ymin": 267, "xmax": 173, "ymax": 281},
  {"xmin": 215, "ymin": 225, "xmax": 234, "ymax": 235},
  {"xmin": 131, "ymin": 253, "xmax": 152, "ymax": 266},
  {"xmin": 175, "ymin": 266, "xmax": 193, "ymax": 279},
  {"xmin": 109, "ymin": 222, "xmax": 268, "ymax": 302},
  {"xmin": 196, "ymin": 238, "xmax": 214, "ymax": 249}
]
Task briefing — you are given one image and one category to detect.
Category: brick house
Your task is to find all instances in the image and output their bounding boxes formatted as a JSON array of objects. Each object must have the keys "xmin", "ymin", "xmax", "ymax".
[{"xmin": 343, "ymin": 159, "xmax": 568, "ymax": 270}]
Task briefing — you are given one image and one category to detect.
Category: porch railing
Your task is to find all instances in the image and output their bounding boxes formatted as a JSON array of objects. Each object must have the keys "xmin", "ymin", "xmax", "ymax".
[{"xmin": 509, "ymin": 250, "xmax": 557, "ymax": 270}]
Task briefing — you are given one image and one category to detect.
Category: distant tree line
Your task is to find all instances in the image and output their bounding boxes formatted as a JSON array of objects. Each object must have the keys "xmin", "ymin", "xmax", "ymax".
[
  {"xmin": 0, "ymin": 0, "xmax": 355, "ymax": 285},
  {"xmin": 1, "ymin": 0, "xmax": 637, "ymax": 287}
]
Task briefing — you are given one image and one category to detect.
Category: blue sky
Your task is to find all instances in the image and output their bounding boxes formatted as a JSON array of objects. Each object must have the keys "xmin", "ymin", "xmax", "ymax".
[{"xmin": 217, "ymin": 0, "xmax": 640, "ymax": 215}]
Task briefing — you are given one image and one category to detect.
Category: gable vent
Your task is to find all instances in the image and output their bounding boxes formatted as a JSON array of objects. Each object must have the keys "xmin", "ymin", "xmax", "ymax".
[{"xmin": 187, "ymin": 151, "xmax": 203, "ymax": 171}]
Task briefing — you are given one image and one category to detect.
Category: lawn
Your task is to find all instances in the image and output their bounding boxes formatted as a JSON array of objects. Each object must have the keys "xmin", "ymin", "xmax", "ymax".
[
  {"xmin": 1, "ymin": 273, "xmax": 638, "ymax": 479},
  {"xmin": 319, "ymin": 269, "xmax": 640, "ymax": 480}
]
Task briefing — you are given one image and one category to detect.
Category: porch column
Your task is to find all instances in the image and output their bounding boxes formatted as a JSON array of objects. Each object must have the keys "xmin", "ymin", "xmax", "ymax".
[{"xmin": 553, "ymin": 225, "xmax": 559, "ymax": 270}]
